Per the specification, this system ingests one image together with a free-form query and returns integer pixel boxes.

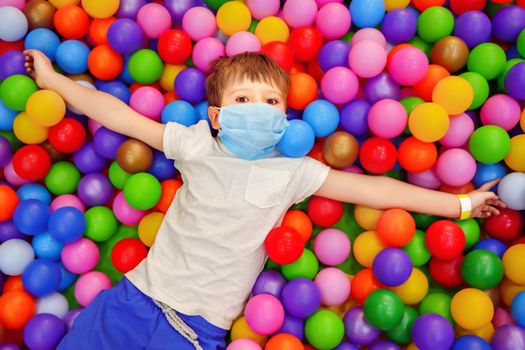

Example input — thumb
[478,178,500,192]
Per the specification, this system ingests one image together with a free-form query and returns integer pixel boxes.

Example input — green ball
[455,218,480,251]
[408,36,432,58]
[417,7,454,43]
[469,125,510,164]
[85,206,118,242]
[305,310,345,350]
[45,161,81,195]
[109,161,131,189]
[468,43,507,80]
[248,19,258,34]
[461,249,504,290]
[0,75,38,111]
[517,29,525,58]
[498,58,525,92]
[281,248,319,280]
[128,49,163,84]
[412,212,438,230]
[341,31,354,43]
[419,292,454,324]
[205,0,229,10]
[96,225,138,285]
[460,72,490,109]
[386,306,418,345]
[123,172,161,210]
[363,289,405,331]
[401,97,425,115]
[403,229,431,267]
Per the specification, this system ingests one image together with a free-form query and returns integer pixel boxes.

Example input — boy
[24,50,504,350]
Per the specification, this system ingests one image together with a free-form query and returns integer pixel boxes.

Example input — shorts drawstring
[153,300,203,350]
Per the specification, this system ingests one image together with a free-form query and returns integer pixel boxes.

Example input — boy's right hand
[23,49,56,90]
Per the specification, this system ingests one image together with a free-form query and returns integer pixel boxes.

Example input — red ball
[483,208,523,242]
[288,27,323,63]
[48,118,87,153]
[261,41,295,72]
[307,196,344,227]
[425,220,466,260]
[111,238,148,273]
[450,0,487,14]
[359,137,398,174]
[53,5,91,40]
[264,227,304,265]
[429,255,464,288]
[12,145,51,181]
[398,137,437,173]
[157,29,192,65]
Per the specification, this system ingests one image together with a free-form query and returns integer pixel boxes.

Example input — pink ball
[50,194,86,213]
[61,238,100,274]
[74,271,111,307]
[435,148,476,186]
[113,191,147,226]
[493,307,513,328]
[283,0,318,28]
[182,6,217,42]
[314,267,350,306]
[315,3,351,40]
[343,165,365,174]
[0,0,24,10]
[244,294,285,335]
[349,40,387,78]
[313,228,351,266]
[88,119,103,136]
[226,32,261,57]
[137,3,172,39]
[351,28,387,49]
[480,94,521,131]
[3,161,29,186]
[389,46,429,86]
[321,67,359,104]
[440,113,475,148]
[129,87,164,121]
[316,0,344,5]
[246,0,280,20]
[407,169,441,189]
[226,339,262,350]
[192,37,225,73]
[367,99,407,138]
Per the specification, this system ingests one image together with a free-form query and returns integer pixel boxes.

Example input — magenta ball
[244,294,285,335]
[226,339,262,350]
[348,40,386,78]
[480,94,521,131]
[50,194,86,213]
[321,67,359,104]
[63,308,83,330]
[192,37,225,73]
[407,169,441,189]
[74,271,111,307]
[436,148,476,186]
[368,99,407,138]
[136,3,172,39]
[4,161,29,187]
[129,87,164,121]
[315,2,351,40]
[351,28,387,48]
[314,267,351,306]
[182,6,216,41]
[313,228,351,266]
[246,0,280,20]
[113,191,147,225]
[283,0,318,28]
[61,238,100,274]
[226,32,261,57]
[440,113,475,148]
[389,46,429,86]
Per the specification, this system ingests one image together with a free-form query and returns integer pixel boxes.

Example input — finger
[479,178,500,191]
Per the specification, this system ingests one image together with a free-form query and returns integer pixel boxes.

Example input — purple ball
[164,0,204,25]
[77,173,113,206]
[334,342,359,350]
[281,278,321,318]
[116,0,146,19]
[343,307,381,346]
[252,271,287,298]
[0,344,20,350]
[23,313,67,350]
[412,314,454,350]
[372,248,413,287]
[381,9,417,44]
[340,99,370,136]
[492,6,525,43]
[318,40,350,72]
[93,127,128,159]
[64,308,83,330]
[492,325,525,350]
[454,11,492,48]
[148,150,178,181]
[0,135,12,167]
[505,62,525,101]
[0,51,27,80]
[364,73,401,104]
[278,314,304,341]
[369,340,401,350]
[73,142,108,174]
[174,68,207,104]
[0,220,24,242]
[108,19,144,55]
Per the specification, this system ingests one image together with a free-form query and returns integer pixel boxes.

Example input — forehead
[223,77,283,96]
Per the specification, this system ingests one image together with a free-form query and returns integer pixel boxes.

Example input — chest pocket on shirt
[244,165,290,208]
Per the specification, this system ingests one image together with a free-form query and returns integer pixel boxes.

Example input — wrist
[457,194,472,220]
[40,70,60,90]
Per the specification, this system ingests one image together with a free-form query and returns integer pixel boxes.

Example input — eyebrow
[229,88,283,97]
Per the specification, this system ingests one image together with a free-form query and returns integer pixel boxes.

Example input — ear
[208,106,220,130]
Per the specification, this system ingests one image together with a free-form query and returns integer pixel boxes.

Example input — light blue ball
[24,28,61,61]
[512,291,525,329]
[0,99,17,131]
[58,262,77,292]
[302,99,340,137]
[498,172,525,210]
[195,101,211,127]
[0,239,35,276]
[0,6,28,42]
[161,100,198,126]
[56,40,90,74]
[17,183,52,205]
[278,119,315,158]
[32,232,63,261]
[350,0,386,29]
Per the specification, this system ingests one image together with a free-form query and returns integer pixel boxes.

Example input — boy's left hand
[467,179,507,219]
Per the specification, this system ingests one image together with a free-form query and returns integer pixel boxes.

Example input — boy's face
[208,78,286,130]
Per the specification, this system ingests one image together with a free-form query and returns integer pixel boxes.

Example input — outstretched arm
[24,49,165,151]
[315,169,506,219]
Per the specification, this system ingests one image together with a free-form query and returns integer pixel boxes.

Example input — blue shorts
[57,277,227,350]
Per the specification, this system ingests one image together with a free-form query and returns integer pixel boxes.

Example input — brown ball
[116,139,153,174]
[431,36,469,73]
[322,131,359,169]
[40,140,68,162]
[24,0,57,30]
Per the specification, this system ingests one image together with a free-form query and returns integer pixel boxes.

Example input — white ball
[0,6,28,42]
[37,292,70,319]
[0,239,35,276]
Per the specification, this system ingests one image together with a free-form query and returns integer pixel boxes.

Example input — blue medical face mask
[217,103,289,160]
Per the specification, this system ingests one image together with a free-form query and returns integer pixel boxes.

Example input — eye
[266,98,279,105]
[235,96,249,103]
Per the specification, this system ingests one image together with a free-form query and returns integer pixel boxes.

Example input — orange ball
[0,185,18,222]
[53,5,91,39]
[413,64,450,102]
[398,137,437,173]
[376,208,416,247]
[290,62,306,75]
[155,179,183,213]
[88,44,124,80]
[307,141,326,164]
[282,210,313,243]
[265,333,304,350]
[164,91,178,105]
[351,268,383,304]
[0,290,36,330]
[412,0,446,11]
[88,17,115,45]
[287,73,318,110]
[3,276,24,293]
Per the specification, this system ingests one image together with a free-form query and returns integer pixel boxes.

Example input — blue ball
[452,335,492,350]
[278,119,315,158]
[161,100,198,126]
[13,199,50,236]
[32,232,63,261]
[512,291,525,328]
[473,238,507,259]
[473,163,507,190]
[287,108,303,121]
[148,150,178,181]
[17,184,51,204]
[0,99,17,131]
[48,207,86,244]
[195,101,211,126]
[120,55,135,84]
[99,81,131,104]
[55,40,90,74]
[24,28,61,61]
[350,0,386,28]
[303,99,340,137]
[22,259,61,297]
[58,262,77,292]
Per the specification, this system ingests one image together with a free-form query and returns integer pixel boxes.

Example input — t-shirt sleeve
[290,156,331,204]
[163,120,211,160]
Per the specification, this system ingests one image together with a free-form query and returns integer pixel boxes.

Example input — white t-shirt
[126,120,330,330]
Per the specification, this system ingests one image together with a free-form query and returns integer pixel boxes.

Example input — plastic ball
[313,228,350,266]
[111,237,147,273]
[318,40,350,72]
[398,137,437,173]
[136,3,171,39]
[288,27,323,63]
[453,11,491,49]
[0,75,38,111]
[343,307,380,346]
[481,94,520,131]
[129,87,164,121]
[61,238,99,274]
[391,268,428,305]
[468,43,506,80]
[359,137,397,174]
[45,161,81,195]
[322,131,358,169]
[483,207,522,243]
[116,139,153,174]
[388,46,429,86]
[432,76,473,115]
[417,6,454,43]
[88,17,115,45]
[491,325,525,350]
[23,313,66,350]
[372,248,413,287]
[22,259,61,297]
[315,3,350,40]
[12,145,51,181]
[12,112,48,145]
[17,183,51,204]
[321,67,358,104]
[13,199,50,236]
[505,62,525,100]
[451,288,494,331]
[216,1,251,36]
[440,113,475,148]
[435,149,476,187]
[182,6,216,41]
[281,278,321,318]
[55,40,90,74]
[226,339,261,350]
[349,0,385,28]
[363,289,404,331]
[368,99,407,138]
[77,173,113,207]
[35,292,69,318]
[0,6,28,42]
[174,68,207,104]
[88,44,123,80]
[252,271,286,299]
[412,64,450,102]
[376,209,415,248]
[226,31,261,57]
[261,41,294,72]
[265,226,304,265]
[128,49,163,84]
[307,196,344,227]
[302,100,339,137]
[381,9,417,44]
[503,244,525,285]
[32,233,63,261]
[281,249,319,281]
[462,249,503,290]
[412,314,454,350]
[355,205,383,231]
[349,41,386,78]
[473,238,507,259]
[0,239,34,276]
[107,18,143,55]
[425,220,466,260]
[314,267,350,306]
[245,294,284,335]
[469,126,510,164]
[282,0,317,28]
[0,290,35,330]
[304,310,345,350]
[74,271,111,307]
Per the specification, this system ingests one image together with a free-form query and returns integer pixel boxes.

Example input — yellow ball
[455,322,495,343]
[505,135,525,172]
[81,0,120,18]
[138,212,164,247]
[391,268,428,305]
[216,1,251,36]
[409,103,450,142]
[230,316,267,346]
[255,16,290,45]
[432,76,474,115]
[503,244,525,285]
[406,343,420,350]
[13,112,48,144]
[354,205,383,231]
[49,0,79,8]
[500,278,525,306]
[385,0,410,10]
[160,64,186,92]
[353,231,385,268]
[451,288,494,331]
[520,108,525,133]
[26,90,65,127]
